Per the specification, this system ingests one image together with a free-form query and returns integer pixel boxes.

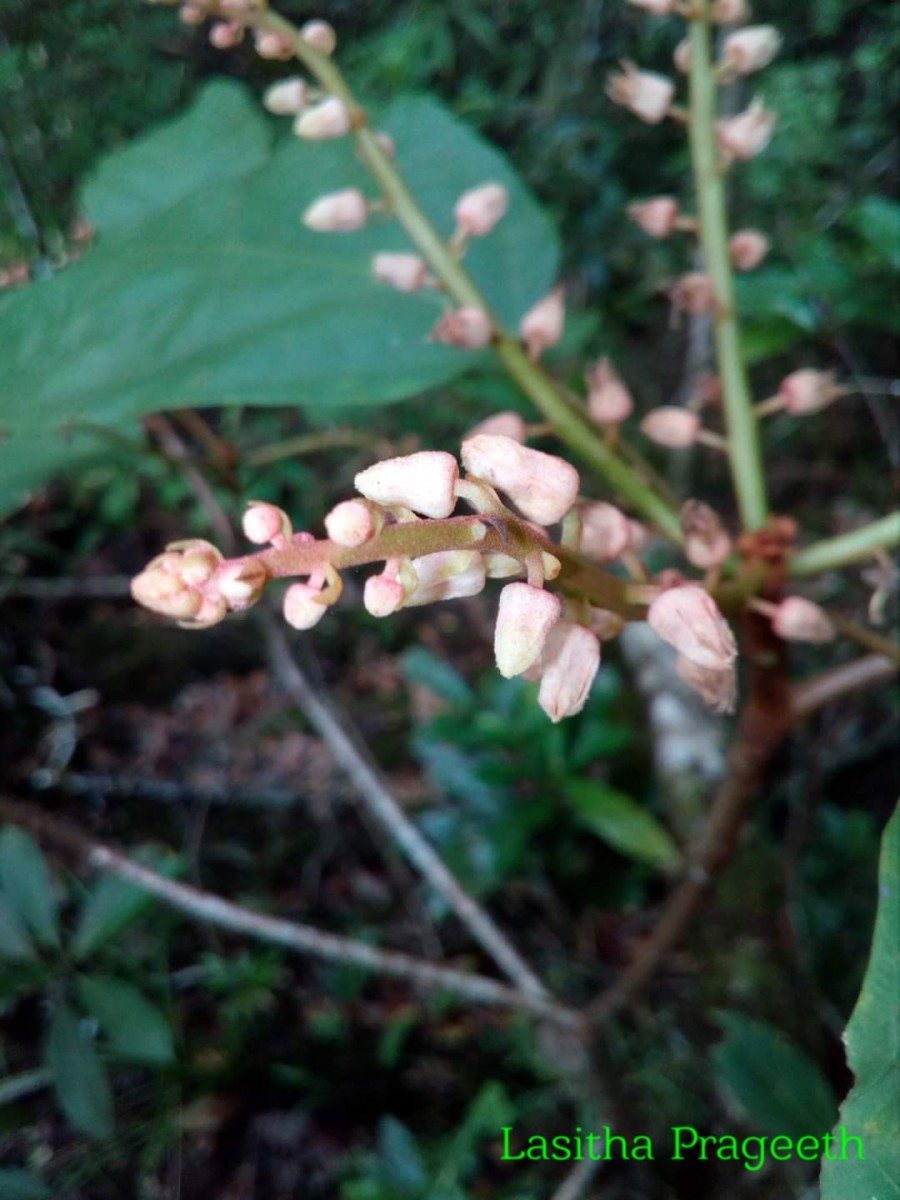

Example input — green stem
[257,7,683,543]
[790,513,900,576]
[687,6,768,531]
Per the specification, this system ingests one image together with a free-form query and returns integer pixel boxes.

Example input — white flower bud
[263,78,309,116]
[673,38,692,73]
[536,622,602,722]
[675,656,737,713]
[771,597,835,643]
[324,500,376,547]
[579,502,633,562]
[641,407,701,448]
[243,501,291,545]
[494,583,562,678]
[354,451,459,519]
[464,411,528,443]
[405,551,487,607]
[461,434,580,526]
[778,369,843,415]
[302,189,368,232]
[454,183,509,237]
[681,500,732,569]
[284,582,329,630]
[627,196,680,239]
[729,229,770,270]
[254,30,294,60]
[430,308,493,350]
[294,97,352,140]
[585,358,634,425]
[722,26,782,75]
[520,286,565,359]
[372,252,428,293]
[300,19,337,55]
[607,62,675,125]
[716,99,777,161]
[647,585,738,671]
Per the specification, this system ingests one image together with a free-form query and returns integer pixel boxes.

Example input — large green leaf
[0,827,60,951]
[0,81,559,516]
[0,896,37,962]
[0,1170,50,1200]
[712,1012,837,1141]
[821,804,900,1200]
[566,779,682,870]
[71,846,180,960]
[44,1001,114,1139]
[76,974,175,1065]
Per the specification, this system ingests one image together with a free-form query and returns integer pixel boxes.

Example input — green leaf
[712,1012,837,1141]
[402,648,473,706]
[0,896,37,962]
[821,804,900,1200]
[0,83,559,516]
[44,1001,114,1139]
[0,1170,51,1200]
[0,827,60,950]
[565,779,682,870]
[71,848,178,959]
[845,196,900,272]
[75,975,175,1065]
[376,1117,429,1195]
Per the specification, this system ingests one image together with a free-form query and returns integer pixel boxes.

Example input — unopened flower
[648,584,738,670]
[779,369,844,415]
[254,30,294,60]
[324,499,376,547]
[675,655,737,713]
[243,501,291,545]
[355,451,459,519]
[494,582,562,678]
[670,272,716,315]
[303,189,368,232]
[263,78,309,116]
[626,0,678,12]
[717,100,776,161]
[771,597,835,643]
[131,540,264,629]
[465,411,528,443]
[430,307,493,350]
[372,252,428,293]
[216,559,267,612]
[535,622,602,722]
[300,19,337,55]
[641,407,701,448]
[579,502,633,562]
[209,21,243,50]
[627,196,680,239]
[284,581,329,630]
[589,608,626,640]
[585,358,634,425]
[294,97,351,140]
[179,5,205,26]
[673,38,691,73]
[722,25,781,74]
[681,500,732,569]
[461,434,580,525]
[712,0,752,23]
[363,559,416,618]
[405,551,487,607]
[520,286,565,359]
[454,183,509,237]
[607,62,675,125]
[729,229,770,271]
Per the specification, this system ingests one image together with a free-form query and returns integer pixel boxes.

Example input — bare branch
[791,654,896,723]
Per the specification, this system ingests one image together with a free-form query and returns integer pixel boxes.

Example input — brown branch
[0,796,579,1029]
[829,614,900,666]
[583,610,792,1029]
[791,654,896,724]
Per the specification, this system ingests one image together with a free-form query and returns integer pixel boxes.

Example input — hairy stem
[687,5,768,530]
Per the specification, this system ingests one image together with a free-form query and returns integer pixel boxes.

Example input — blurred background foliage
[0,1,897,1197]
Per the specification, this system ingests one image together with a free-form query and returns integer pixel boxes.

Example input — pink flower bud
[716,100,777,161]
[778,369,843,415]
[681,500,732,569]
[372,252,428,293]
[354,451,459,519]
[641,407,701,448]
[243,501,291,545]
[589,608,626,640]
[461,435,580,526]
[284,581,329,630]
[712,0,752,23]
[626,0,678,12]
[520,286,565,359]
[770,597,835,643]
[179,6,205,27]
[263,78,309,116]
[585,359,634,425]
[675,656,737,713]
[629,521,651,554]
[535,622,602,722]
[405,551,487,607]
[453,183,509,237]
[722,26,781,74]
[670,273,716,315]
[494,583,562,678]
[131,540,242,627]
[430,307,493,350]
[647,584,738,671]
[300,19,337,55]
[254,30,294,60]
[302,189,368,232]
[324,499,376,547]
[729,229,770,271]
[673,38,692,73]
[363,564,411,618]
[607,62,675,125]
[627,197,680,239]
[216,559,267,612]
[294,97,351,140]
[209,22,243,50]
[131,556,204,620]
[464,411,528,443]
[579,502,633,562]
